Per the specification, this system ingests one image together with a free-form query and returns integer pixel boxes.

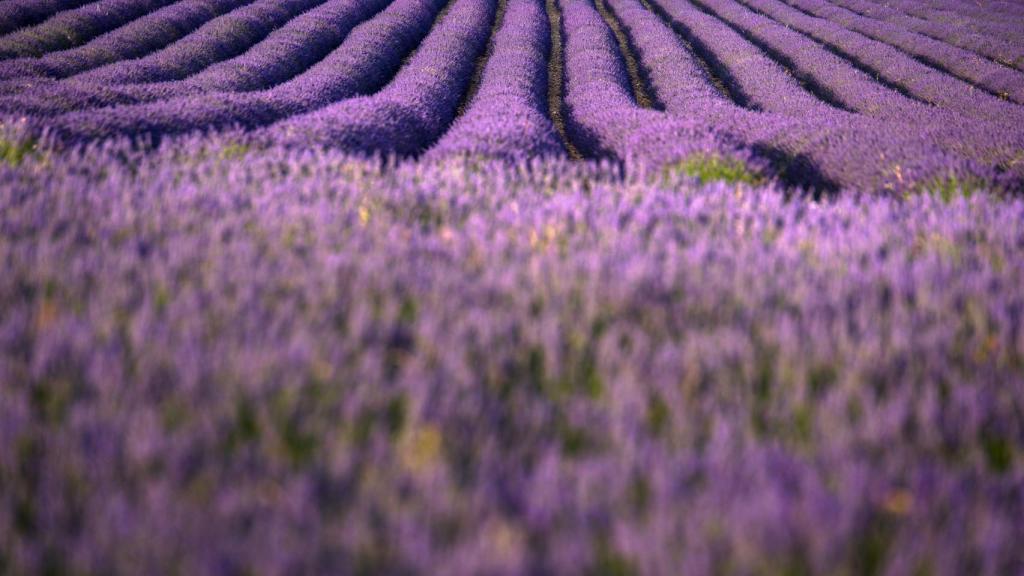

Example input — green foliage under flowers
[0,137,36,166]
[912,173,991,203]
[665,154,763,186]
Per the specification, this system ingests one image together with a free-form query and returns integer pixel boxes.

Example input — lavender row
[263,0,497,155]
[0,0,251,81]
[0,0,95,36]
[428,0,564,160]
[870,0,1024,46]
[914,0,1024,24]
[607,0,987,191]
[0,0,389,115]
[828,0,1024,71]
[558,0,756,170]
[72,0,328,85]
[0,0,177,59]
[643,0,834,116]
[781,0,1024,104]
[1,137,1022,574]
[30,0,448,143]
[739,0,1024,123]
[604,0,733,112]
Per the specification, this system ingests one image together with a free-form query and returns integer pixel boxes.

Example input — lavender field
[1,0,1023,574]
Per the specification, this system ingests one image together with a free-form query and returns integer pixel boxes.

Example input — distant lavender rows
[0,0,391,104]
[0,0,179,59]
[882,0,1024,43]
[0,0,253,81]
[825,0,1024,71]
[1,0,1023,192]
[603,0,986,190]
[0,0,107,37]
[1,138,1022,575]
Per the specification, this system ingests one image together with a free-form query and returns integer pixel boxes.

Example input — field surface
[1,0,1023,574]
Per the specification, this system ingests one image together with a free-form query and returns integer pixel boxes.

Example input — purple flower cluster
[1,138,1022,574]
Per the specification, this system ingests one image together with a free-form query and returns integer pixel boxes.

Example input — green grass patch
[665,154,763,186]
[982,433,1014,474]
[0,137,37,167]
[911,174,990,203]
[218,143,251,161]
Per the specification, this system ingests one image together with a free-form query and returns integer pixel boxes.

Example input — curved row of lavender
[0,0,252,81]
[778,0,1024,101]
[719,0,1023,119]
[621,0,1024,187]
[896,0,1024,42]
[1,136,1022,575]
[826,0,1024,70]
[684,0,1024,145]
[0,0,95,36]
[4,0,450,142]
[262,0,498,154]
[0,0,1022,192]
[70,0,329,85]
[0,0,178,59]
[557,0,755,170]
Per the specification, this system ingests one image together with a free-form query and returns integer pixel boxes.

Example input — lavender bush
[1,135,1022,575]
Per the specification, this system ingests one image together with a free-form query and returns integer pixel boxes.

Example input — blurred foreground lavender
[1,139,1023,575]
